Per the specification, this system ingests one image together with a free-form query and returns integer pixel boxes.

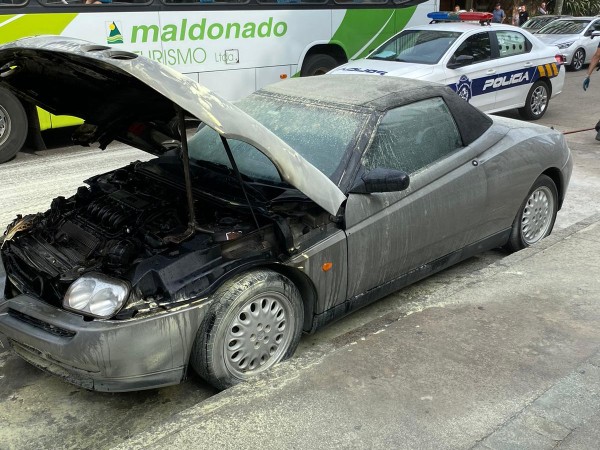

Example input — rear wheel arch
[539,77,552,97]
[529,76,552,99]
[300,44,348,76]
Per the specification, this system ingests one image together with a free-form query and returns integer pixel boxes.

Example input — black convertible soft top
[262,74,493,147]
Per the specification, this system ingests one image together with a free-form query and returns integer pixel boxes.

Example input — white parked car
[536,17,600,71]
[330,20,565,120]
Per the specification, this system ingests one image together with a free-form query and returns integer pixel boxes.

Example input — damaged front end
[0,147,335,390]
[1,154,333,320]
[0,35,346,321]
[0,36,347,390]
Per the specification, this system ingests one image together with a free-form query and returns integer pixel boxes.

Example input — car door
[583,19,600,63]
[345,97,488,299]
[492,29,544,112]
[442,31,497,112]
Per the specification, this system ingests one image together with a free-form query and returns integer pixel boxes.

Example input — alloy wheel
[224,291,294,377]
[521,186,555,245]
[572,49,584,71]
[529,85,548,117]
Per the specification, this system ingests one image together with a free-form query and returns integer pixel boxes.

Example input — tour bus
[0,0,436,163]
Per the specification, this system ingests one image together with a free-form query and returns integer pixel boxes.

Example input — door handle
[486,69,496,74]
[524,62,533,67]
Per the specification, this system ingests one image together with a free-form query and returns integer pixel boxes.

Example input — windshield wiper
[369,55,399,61]
[193,159,258,183]
[193,159,234,175]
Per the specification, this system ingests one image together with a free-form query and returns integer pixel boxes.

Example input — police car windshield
[369,30,461,65]
[538,19,590,35]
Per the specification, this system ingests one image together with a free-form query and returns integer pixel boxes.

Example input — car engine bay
[1,156,332,319]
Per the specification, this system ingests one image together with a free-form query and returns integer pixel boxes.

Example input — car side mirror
[592,31,600,39]
[447,55,475,69]
[349,167,410,194]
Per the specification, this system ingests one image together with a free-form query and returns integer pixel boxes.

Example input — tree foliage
[559,0,600,15]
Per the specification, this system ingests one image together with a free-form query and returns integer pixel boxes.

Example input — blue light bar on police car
[427,11,494,21]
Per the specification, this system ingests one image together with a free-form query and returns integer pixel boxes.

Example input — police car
[330,12,565,120]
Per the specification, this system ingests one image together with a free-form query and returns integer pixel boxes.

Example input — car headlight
[63,273,130,319]
[556,41,575,49]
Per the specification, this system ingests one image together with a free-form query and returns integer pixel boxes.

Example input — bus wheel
[301,54,339,77]
[0,89,28,164]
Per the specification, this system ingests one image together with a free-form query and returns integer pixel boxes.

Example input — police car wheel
[518,80,549,121]
[569,49,585,72]
[0,88,28,164]
[301,54,339,77]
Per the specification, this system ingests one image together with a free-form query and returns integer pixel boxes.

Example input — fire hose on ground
[562,127,596,135]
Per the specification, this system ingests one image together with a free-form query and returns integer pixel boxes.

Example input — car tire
[0,88,28,164]
[518,80,550,120]
[301,54,339,76]
[504,174,558,253]
[569,48,585,71]
[190,270,304,390]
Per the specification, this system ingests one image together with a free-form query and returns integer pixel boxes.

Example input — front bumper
[0,261,209,392]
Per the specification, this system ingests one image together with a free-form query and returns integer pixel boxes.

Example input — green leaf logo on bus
[107,21,124,45]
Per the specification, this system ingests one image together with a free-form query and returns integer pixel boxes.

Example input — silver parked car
[0,37,572,391]
[521,15,571,33]
[536,17,600,71]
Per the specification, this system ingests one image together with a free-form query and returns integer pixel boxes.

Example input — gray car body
[0,37,572,391]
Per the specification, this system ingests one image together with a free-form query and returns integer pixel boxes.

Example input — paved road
[0,70,599,449]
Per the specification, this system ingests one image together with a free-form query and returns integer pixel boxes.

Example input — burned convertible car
[0,37,572,391]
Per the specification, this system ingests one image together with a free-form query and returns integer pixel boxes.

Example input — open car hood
[0,36,346,216]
